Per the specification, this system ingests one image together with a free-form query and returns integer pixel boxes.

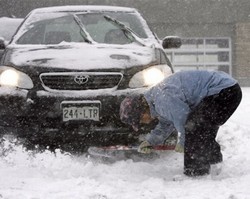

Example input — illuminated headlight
[129,65,172,88]
[0,67,33,89]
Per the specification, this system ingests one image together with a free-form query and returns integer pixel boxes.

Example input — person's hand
[175,143,184,153]
[138,141,153,154]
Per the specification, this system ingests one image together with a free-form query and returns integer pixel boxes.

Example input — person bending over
[120,70,242,177]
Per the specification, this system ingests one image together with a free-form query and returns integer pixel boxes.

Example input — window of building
[165,37,232,74]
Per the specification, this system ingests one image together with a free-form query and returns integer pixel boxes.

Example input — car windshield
[15,11,148,45]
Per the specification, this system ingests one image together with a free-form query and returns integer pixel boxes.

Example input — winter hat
[120,94,146,131]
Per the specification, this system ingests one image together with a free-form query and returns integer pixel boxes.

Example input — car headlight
[129,65,172,88]
[0,67,33,89]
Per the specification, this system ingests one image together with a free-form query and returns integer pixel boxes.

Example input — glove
[175,143,184,153]
[138,141,153,154]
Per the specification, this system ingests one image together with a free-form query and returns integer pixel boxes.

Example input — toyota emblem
[74,75,89,85]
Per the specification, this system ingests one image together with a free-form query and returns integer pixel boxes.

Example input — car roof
[31,5,137,14]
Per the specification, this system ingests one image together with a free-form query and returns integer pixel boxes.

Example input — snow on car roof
[31,5,137,14]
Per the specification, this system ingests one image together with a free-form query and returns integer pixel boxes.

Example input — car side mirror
[162,36,182,49]
[0,37,6,49]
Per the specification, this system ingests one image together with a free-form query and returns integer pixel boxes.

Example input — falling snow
[0,89,249,199]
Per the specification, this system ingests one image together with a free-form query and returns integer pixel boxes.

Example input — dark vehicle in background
[0,6,181,151]
[0,17,23,60]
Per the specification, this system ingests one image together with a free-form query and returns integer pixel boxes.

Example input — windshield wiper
[73,14,95,44]
[103,15,146,46]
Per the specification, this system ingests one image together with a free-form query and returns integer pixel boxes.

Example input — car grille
[40,72,123,90]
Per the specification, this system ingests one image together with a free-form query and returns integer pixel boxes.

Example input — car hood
[5,43,157,70]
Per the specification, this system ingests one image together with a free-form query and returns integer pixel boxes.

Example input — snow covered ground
[0,88,249,199]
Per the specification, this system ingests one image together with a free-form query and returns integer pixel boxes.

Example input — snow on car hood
[7,43,156,70]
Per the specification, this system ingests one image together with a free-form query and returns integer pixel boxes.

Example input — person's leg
[184,83,242,176]
[184,108,217,176]
[198,83,241,163]
[206,83,242,164]
[203,125,223,164]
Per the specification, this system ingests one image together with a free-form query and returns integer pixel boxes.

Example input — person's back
[147,70,237,109]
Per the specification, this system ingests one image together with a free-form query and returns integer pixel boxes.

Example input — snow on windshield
[12,10,152,45]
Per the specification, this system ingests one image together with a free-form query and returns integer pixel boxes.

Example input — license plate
[61,101,101,122]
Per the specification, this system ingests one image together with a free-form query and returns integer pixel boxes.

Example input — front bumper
[0,87,146,146]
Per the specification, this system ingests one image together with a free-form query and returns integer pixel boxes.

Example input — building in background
[0,0,250,86]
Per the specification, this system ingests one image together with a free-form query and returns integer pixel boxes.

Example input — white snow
[8,44,155,70]
[32,5,137,14]
[0,87,250,199]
